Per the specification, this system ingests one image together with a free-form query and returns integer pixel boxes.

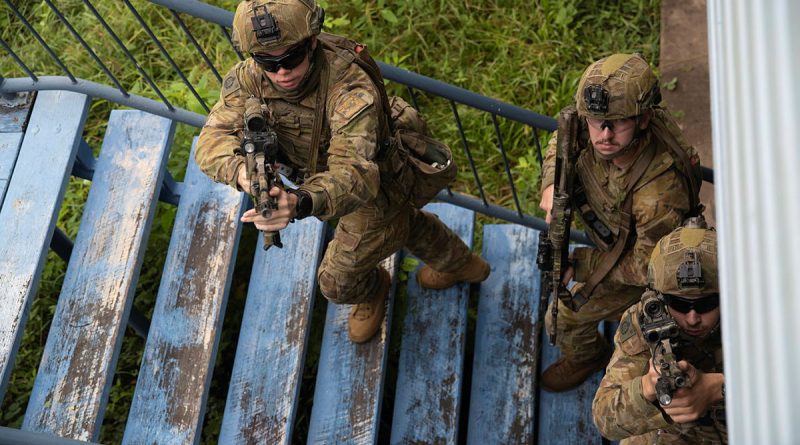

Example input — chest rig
[573,110,703,251]
[235,33,398,185]
[569,112,703,302]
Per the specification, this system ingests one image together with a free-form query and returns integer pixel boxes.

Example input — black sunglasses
[251,41,309,73]
[661,293,720,314]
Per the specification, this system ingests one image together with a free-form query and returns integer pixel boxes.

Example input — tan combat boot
[540,348,613,392]
[416,253,491,290]
[348,267,390,343]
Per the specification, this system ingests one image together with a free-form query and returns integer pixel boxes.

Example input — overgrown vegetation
[0,0,660,443]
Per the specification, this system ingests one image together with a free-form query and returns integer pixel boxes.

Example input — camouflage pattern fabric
[319,203,471,304]
[576,53,660,121]
[592,301,727,444]
[231,0,324,53]
[195,36,471,304]
[540,126,695,362]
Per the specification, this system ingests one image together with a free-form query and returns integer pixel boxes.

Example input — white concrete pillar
[707,1,800,443]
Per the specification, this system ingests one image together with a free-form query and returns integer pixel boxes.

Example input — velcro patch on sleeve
[618,312,637,344]
[222,72,241,98]
[334,91,373,122]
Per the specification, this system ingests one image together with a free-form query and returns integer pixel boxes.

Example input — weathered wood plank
[218,217,327,445]
[537,326,604,444]
[466,224,539,444]
[0,91,90,404]
[22,110,175,442]
[0,91,34,133]
[121,140,247,445]
[0,132,23,207]
[307,254,399,445]
[390,203,475,445]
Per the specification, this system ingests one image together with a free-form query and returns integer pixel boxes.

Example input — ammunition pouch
[573,185,615,249]
[399,130,456,207]
[387,96,456,208]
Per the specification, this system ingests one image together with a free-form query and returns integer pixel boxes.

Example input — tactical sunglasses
[251,41,309,73]
[585,117,637,132]
[661,293,720,314]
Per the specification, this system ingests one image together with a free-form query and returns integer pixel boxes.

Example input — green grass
[1,0,661,443]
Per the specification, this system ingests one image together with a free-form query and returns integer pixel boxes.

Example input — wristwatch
[288,189,313,220]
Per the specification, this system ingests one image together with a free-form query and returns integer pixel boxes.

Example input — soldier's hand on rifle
[539,184,555,224]
[642,358,662,403]
[240,186,298,232]
[660,361,724,423]
[237,164,252,195]
[562,265,575,285]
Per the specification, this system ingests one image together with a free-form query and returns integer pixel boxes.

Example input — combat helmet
[576,53,661,120]
[232,0,325,53]
[648,216,718,296]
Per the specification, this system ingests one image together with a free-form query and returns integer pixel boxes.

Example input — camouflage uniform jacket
[593,301,727,444]
[540,121,698,289]
[196,39,407,221]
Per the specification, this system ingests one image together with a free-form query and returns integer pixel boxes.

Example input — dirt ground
[659,0,716,226]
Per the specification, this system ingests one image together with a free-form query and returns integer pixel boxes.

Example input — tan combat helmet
[231,0,324,53]
[648,217,718,296]
[576,53,661,120]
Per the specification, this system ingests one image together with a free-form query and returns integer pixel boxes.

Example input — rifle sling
[305,57,329,176]
[575,143,657,304]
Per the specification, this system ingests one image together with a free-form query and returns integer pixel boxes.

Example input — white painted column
[706,1,800,444]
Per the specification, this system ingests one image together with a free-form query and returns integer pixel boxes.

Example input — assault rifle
[539,106,581,345]
[640,291,688,406]
[242,97,283,251]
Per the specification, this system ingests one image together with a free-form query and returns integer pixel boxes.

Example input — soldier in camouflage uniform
[195,0,490,343]
[593,218,726,444]
[539,54,703,391]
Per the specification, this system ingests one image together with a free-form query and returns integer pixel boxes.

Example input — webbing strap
[305,57,329,176]
[649,113,702,214]
[573,143,657,306]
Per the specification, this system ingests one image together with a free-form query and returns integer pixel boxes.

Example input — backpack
[317,33,457,208]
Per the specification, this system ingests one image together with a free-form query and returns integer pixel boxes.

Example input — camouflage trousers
[620,425,727,445]
[318,201,471,305]
[545,280,643,363]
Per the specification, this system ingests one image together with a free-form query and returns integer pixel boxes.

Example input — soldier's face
[586,113,650,157]
[666,294,721,338]
[258,38,316,90]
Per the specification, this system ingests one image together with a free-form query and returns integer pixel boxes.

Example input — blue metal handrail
[0,0,713,238]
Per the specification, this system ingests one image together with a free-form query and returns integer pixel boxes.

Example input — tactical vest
[573,109,702,251]
[231,33,394,182]
[233,33,453,208]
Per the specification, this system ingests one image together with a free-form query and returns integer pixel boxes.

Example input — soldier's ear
[310,36,318,50]
[638,109,653,130]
